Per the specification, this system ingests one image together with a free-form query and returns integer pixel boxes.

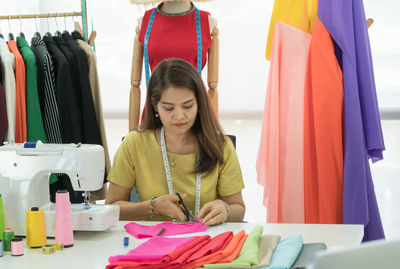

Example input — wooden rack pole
[0,12,82,20]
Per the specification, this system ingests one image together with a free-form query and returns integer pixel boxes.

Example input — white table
[0,221,363,269]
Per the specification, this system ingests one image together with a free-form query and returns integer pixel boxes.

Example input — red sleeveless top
[139,4,212,71]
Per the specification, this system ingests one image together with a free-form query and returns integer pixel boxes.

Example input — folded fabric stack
[106,223,323,269]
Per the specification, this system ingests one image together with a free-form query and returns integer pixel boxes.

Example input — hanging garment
[7,39,27,143]
[139,3,212,71]
[72,30,111,177]
[303,18,344,224]
[109,236,197,263]
[0,82,8,143]
[257,22,311,223]
[204,234,281,268]
[0,38,16,143]
[30,37,62,144]
[124,221,207,239]
[318,0,385,241]
[43,36,82,143]
[16,37,46,143]
[265,0,318,60]
[62,32,102,147]
[43,36,84,203]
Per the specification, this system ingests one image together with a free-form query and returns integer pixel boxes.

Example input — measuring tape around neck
[160,126,201,216]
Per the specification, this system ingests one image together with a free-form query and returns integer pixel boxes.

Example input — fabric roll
[7,39,27,143]
[17,37,47,143]
[257,22,311,223]
[124,221,208,239]
[266,0,318,60]
[303,17,344,224]
[0,38,16,143]
[318,0,385,241]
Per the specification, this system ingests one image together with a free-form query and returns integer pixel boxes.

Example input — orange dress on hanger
[304,18,344,224]
[8,40,27,143]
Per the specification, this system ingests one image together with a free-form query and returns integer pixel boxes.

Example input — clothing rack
[0,0,90,41]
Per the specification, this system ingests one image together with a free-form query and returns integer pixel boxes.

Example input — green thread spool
[0,194,5,241]
[3,228,15,252]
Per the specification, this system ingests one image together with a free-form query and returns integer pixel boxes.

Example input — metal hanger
[0,17,4,39]
[62,12,69,35]
[8,16,14,41]
[19,16,25,38]
[54,14,62,37]
[45,16,52,37]
[34,15,41,38]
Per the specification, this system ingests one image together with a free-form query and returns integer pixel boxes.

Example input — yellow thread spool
[41,244,56,254]
[26,207,47,247]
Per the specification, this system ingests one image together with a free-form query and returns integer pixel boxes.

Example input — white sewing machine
[0,141,119,237]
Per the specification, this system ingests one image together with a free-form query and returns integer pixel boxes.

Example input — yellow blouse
[108,129,245,221]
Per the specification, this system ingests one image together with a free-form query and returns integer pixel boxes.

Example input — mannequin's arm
[208,27,219,117]
[129,26,144,131]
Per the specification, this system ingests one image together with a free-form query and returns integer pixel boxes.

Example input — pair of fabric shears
[176,192,199,222]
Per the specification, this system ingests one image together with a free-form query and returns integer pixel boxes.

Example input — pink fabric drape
[257,22,312,223]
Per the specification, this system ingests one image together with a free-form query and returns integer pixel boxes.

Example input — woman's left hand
[197,199,229,226]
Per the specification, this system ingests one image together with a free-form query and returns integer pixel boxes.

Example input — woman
[106,58,245,225]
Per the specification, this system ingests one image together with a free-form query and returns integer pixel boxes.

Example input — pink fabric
[108,236,197,263]
[257,22,311,223]
[124,221,207,239]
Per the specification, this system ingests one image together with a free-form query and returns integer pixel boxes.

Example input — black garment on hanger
[71,30,84,41]
[0,82,8,144]
[31,37,62,144]
[43,35,84,203]
[62,32,102,147]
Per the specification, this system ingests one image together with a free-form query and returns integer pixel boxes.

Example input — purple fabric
[108,236,196,263]
[318,0,385,241]
[124,221,208,239]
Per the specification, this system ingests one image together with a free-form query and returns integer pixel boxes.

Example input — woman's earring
[155,111,159,117]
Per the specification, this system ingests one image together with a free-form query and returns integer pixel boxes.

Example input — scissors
[176,192,199,222]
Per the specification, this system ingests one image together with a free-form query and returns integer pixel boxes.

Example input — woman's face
[156,86,198,136]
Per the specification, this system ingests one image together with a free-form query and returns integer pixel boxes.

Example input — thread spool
[55,190,74,247]
[26,207,47,247]
[0,240,3,257]
[0,194,5,241]
[3,228,15,252]
[11,238,24,256]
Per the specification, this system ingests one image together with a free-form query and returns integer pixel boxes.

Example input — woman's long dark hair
[141,58,225,174]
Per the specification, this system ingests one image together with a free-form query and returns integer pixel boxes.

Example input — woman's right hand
[153,194,187,221]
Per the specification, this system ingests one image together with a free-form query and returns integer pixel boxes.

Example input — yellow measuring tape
[41,244,56,254]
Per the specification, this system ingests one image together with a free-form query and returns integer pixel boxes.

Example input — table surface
[0,221,363,269]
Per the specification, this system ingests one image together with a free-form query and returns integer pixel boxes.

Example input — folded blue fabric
[266,234,303,269]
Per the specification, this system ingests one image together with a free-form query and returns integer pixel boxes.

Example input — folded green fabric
[204,225,264,268]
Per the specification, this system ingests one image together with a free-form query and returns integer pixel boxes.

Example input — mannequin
[129,0,219,131]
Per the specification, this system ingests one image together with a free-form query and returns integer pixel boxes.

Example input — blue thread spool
[0,240,3,257]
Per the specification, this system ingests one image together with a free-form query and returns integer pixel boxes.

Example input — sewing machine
[0,142,119,237]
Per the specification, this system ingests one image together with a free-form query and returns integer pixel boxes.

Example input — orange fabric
[183,231,247,269]
[304,17,343,224]
[216,233,248,263]
[7,40,26,143]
